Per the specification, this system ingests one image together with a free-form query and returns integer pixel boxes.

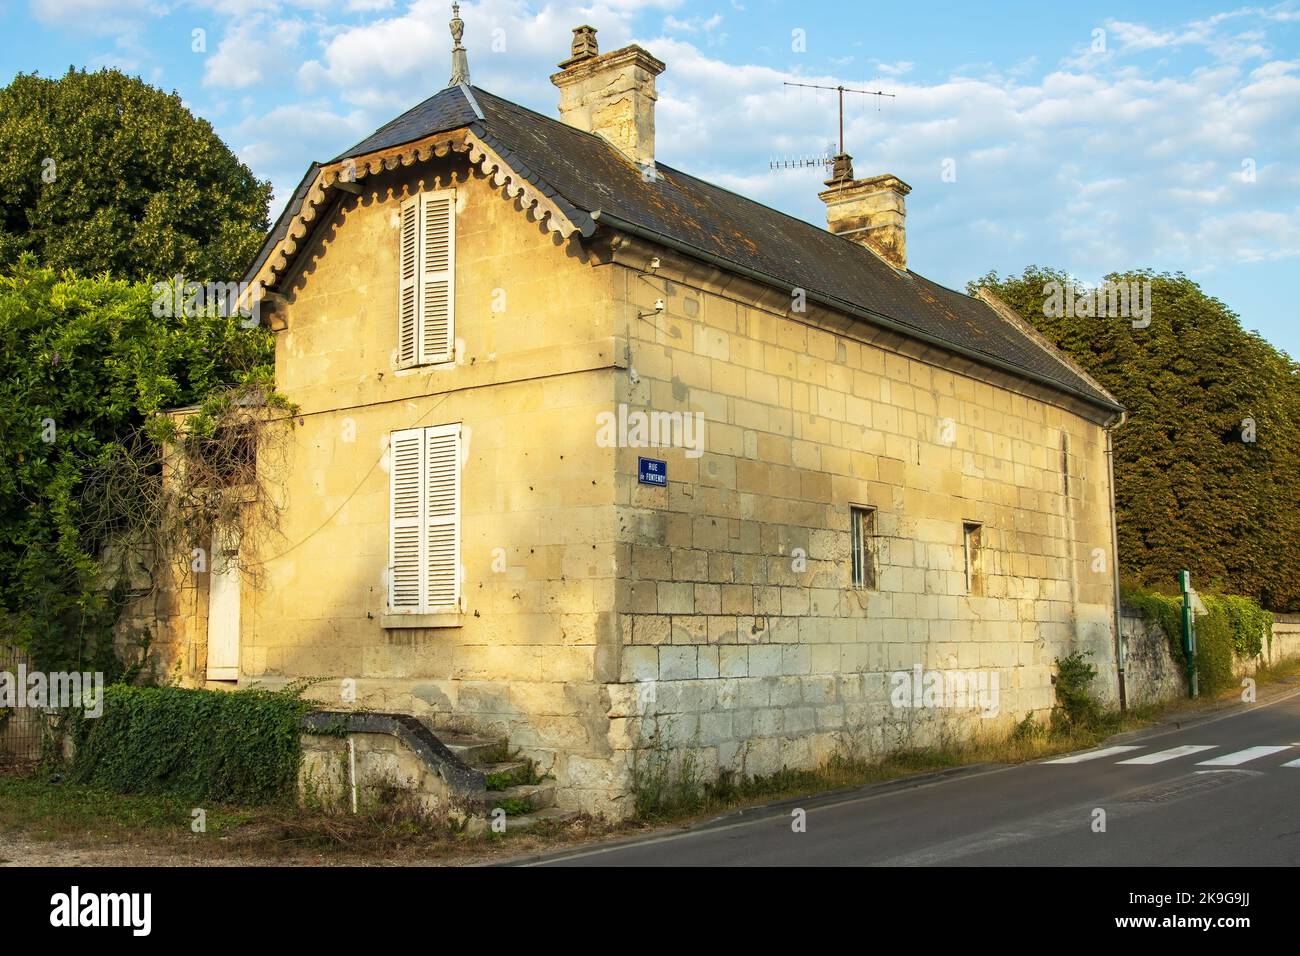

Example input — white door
[206,538,240,680]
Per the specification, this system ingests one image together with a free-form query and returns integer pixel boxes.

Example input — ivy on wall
[69,684,312,804]
[1122,584,1273,696]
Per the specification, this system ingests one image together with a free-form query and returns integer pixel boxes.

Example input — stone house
[137,18,1125,816]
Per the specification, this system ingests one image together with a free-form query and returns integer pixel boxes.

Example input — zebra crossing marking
[1043,746,1143,764]
[1116,745,1218,765]
[1195,745,1293,767]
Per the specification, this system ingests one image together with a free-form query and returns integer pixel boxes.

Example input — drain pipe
[1105,413,1128,711]
[348,737,358,814]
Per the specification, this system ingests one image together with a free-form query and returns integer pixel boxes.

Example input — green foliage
[1052,652,1103,731]
[491,797,534,817]
[1121,585,1185,660]
[972,268,1300,612]
[1122,584,1273,696]
[0,261,275,672]
[68,684,312,805]
[1210,592,1272,658]
[0,68,270,283]
[1193,610,1235,697]
[631,724,704,819]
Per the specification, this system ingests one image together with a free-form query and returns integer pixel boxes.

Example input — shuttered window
[397,189,456,368]
[388,423,461,613]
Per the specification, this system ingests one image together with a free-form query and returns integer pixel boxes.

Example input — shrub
[1053,652,1102,730]
[68,684,312,805]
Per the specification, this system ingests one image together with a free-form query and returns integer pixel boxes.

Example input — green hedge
[1122,585,1272,697]
[69,685,311,804]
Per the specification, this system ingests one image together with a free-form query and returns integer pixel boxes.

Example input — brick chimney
[818,154,912,271]
[550,25,666,170]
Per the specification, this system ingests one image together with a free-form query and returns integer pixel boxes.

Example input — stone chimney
[550,26,666,169]
[818,154,912,271]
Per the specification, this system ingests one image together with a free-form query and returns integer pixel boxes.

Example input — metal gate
[0,643,44,766]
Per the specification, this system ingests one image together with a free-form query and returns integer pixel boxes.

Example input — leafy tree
[972,267,1300,612]
[0,68,270,282]
[0,261,276,672]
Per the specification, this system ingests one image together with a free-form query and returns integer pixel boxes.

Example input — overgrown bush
[0,262,286,673]
[68,684,312,805]
[1052,652,1103,731]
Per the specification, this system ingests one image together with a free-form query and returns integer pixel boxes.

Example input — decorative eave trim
[463,132,593,239]
[242,127,591,310]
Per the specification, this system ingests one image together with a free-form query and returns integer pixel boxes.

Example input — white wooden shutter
[397,196,419,367]
[388,428,424,609]
[388,424,461,613]
[418,190,455,365]
[424,423,460,611]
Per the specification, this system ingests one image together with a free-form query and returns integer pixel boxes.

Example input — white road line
[1117,745,1218,765]
[1280,757,1300,768]
[1195,745,1293,767]
[1043,746,1143,764]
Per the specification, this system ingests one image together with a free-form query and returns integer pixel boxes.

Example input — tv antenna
[769,81,895,175]
[770,141,838,172]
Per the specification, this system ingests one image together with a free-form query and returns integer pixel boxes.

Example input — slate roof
[247,84,1120,413]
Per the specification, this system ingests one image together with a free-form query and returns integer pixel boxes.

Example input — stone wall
[604,238,1122,797]
[1119,608,1185,707]
[124,152,630,814]
[1121,607,1300,706]
[1270,614,1300,664]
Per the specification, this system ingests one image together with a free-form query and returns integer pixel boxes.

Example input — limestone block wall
[605,249,1121,784]
[149,155,628,813]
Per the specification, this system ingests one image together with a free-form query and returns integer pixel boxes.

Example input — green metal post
[1180,570,1198,698]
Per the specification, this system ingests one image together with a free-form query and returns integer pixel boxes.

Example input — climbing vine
[0,261,295,673]
[68,683,314,804]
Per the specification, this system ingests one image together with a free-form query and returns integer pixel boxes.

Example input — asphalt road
[525,689,1300,866]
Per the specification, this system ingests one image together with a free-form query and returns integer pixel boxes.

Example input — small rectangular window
[963,522,983,595]
[850,506,876,590]
[1061,431,1070,497]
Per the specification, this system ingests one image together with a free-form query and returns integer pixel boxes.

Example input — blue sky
[4,0,1299,354]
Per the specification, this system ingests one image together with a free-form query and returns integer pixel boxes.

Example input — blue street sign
[638,457,667,486]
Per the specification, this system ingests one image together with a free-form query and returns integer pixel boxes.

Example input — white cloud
[203,15,306,89]
[873,60,914,77]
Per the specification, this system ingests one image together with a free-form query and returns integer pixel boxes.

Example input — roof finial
[449,2,470,86]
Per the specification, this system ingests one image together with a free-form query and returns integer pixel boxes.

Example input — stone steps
[435,730,565,827]
[484,781,556,813]
[440,734,507,766]
[480,760,532,789]
[496,806,581,831]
